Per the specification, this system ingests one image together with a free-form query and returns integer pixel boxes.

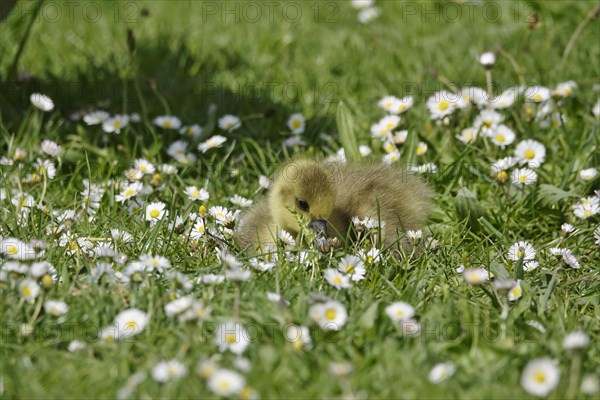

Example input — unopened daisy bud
[479,52,496,69]
[150,173,161,186]
[41,274,54,290]
[563,331,589,351]
[561,223,574,235]
[495,170,509,184]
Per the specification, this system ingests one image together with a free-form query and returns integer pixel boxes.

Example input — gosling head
[269,160,335,237]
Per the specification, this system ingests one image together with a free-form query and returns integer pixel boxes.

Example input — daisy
[218,115,241,132]
[190,220,206,240]
[111,229,133,243]
[508,281,523,301]
[287,113,305,134]
[102,114,129,134]
[35,159,56,179]
[393,130,408,144]
[524,261,539,272]
[581,375,600,395]
[83,110,109,125]
[167,140,189,160]
[460,87,488,107]
[378,96,400,114]
[462,268,489,285]
[521,358,560,397]
[491,157,518,174]
[1,238,37,260]
[524,86,551,103]
[139,254,171,272]
[563,331,589,350]
[44,300,69,316]
[153,115,181,130]
[381,150,400,165]
[30,93,54,112]
[593,99,600,117]
[309,300,348,331]
[394,96,414,114]
[515,140,546,168]
[67,340,86,352]
[490,87,519,109]
[426,91,458,119]
[511,168,538,185]
[164,296,193,317]
[572,197,600,219]
[351,0,374,9]
[19,278,41,303]
[323,268,352,289]
[508,241,536,261]
[198,274,225,285]
[179,300,211,322]
[152,359,187,383]
[359,145,372,157]
[474,109,503,136]
[114,308,149,339]
[406,229,422,241]
[286,325,312,350]
[134,159,155,175]
[207,369,245,397]
[258,175,270,190]
[115,182,143,203]
[209,206,238,226]
[198,135,227,153]
[416,142,428,156]
[179,124,202,140]
[337,255,365,281]
[359,247,381,264]
[159,164,178,175]
[385,301,415,322]
[145,202,167,223]
[428,362,456,384]
[479,51,495,68]
[225,268,252,282]
[382,141,396,154]
[185,186,210,202]
[277,230,296,246]
[456,127,478,144]
[561,249,581,269]
[561,223,574,234]
[41,140,61,157]
[216,321,250,354]
[329,362,353,377]
[490,125,515,147]
[552,81,577,98]
[229,194,252,207]
[357,6,381,23]
[579,168,598,181]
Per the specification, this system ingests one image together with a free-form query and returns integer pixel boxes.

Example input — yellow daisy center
[398,104,407,111]
[125,189,135,197]
[22,287,31,297]
[346,265,354,274]
[325,309,336,320]
[150,209,160,218]
[496,134,505,143]
[524,150,535,159]
[7,244,18,255]
[395,310,406,318]
[533,93,542,101]
[197,225,205,232]
[534,371,546,383]
[511,287,522,297]
[483,120,492,128]
[438,100,449,111]
[114,121,121,129]
[519,175,527,183]
[292,120,301,129]
[497,171,508,183]
[68,242,78,251]
[139,165,147,172]
[218,380,232,391]
[332,276,342,284]
[124,321,137,330]
[225,333,237,343]
[163,121,171,128]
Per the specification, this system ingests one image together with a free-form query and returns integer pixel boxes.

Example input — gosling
[235,159,433,252]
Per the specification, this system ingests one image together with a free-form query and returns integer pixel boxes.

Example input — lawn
[0,0,599,398]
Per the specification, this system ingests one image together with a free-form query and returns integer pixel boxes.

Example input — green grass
[1,0,599,398]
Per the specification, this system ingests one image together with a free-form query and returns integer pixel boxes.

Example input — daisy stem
[234,282,241,319]
[485,70,494,108]
[38,171,48,208]
[566,352,582,400]
[540,267,559,313]
[28,292,44,327]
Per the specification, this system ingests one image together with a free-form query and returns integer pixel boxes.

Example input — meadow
[0,0,599,398]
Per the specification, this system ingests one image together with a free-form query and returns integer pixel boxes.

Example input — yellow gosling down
[235,159,434,252]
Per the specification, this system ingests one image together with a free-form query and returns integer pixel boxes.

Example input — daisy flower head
[426,90,459,119]
[277,230,296,247]
[378,96,400,114]
[351,0,374,9]
[385,301,415,322]
[287,113,306,134]
[184,186,210,202]
[428,362,456,384]
[115,181,143,203]
[19,278,41,303]
[490,87,519,109]
[382,150,400,165]
[508,281,523,301]
[207,368,245,397]
[521,358,560,397]
[393,130,408,144]
[563,331,589,350]
[216,321,250,355]
[359,247,381,264]
[359,145,372,157]
[285,325,312,350]
[83,110,109,125]
[511,168,538,185]
[44,300,69,316]
[394,96,414,114]
[209,206,238,227]
[323,268,352,289]
[459,87,488,107]
[153,115,181,130]
[479,51,495,68]
[578,167,598,181]
[102,114,129,134]
[382,141,396,154]
[1,238,39,261]
[474,109,503,136]
[490,125,515,148]
[139,254,171,273]
[456,127,478,144]
[357,6,381,23]
[35,159,56,179]
[229,194,252,207]
[198,135,227,153]
[309,300,348,331]
[416,142,428,156]
[41,140,61,157]
[572,197,600,220]
[561,249,581,269]
[218,115,241,132]
[114,308,149,339]
[508,241,536,261]
[30,93,54,112]
[145,202,167,224]
[337,255,365,281]
[164,296,193,318]
[581,375,600,395]
[152,359,187,383]
[552,81,577,98]
[462,268,489,285]
[179,124,203,140]
[524,86,551,103]
[593,99,600,117]
[561,223,574,235]
[515,140,546,168]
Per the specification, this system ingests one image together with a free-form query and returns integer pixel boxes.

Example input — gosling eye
[296,198,310,212]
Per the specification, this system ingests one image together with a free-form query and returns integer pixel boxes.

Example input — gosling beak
[310,219,329,238]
